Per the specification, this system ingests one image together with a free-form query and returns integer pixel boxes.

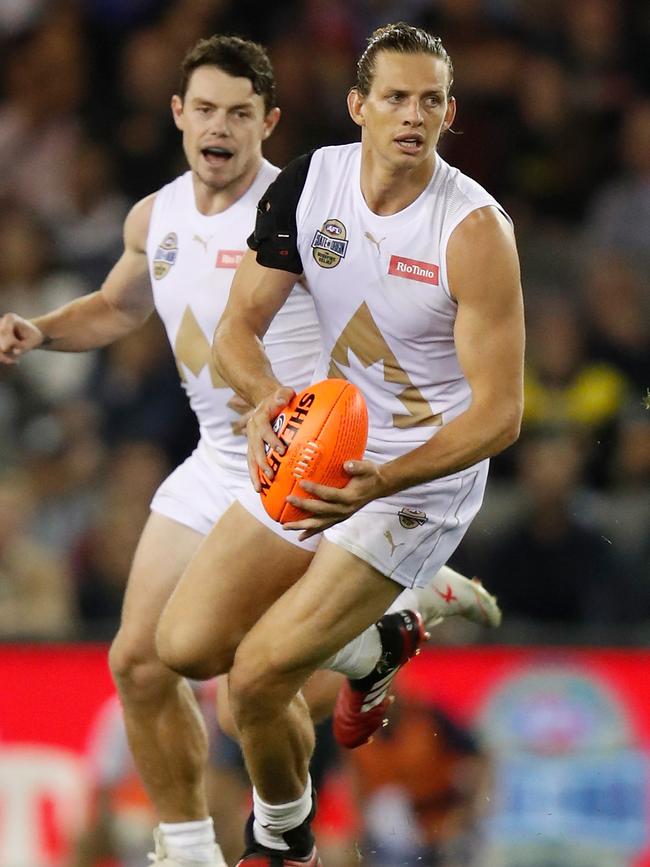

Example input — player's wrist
[34,330,53,349]
[376,458,414,499]
[26,319,52,349]
[252,380,290,411]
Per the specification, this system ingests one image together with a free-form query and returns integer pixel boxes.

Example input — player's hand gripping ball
[259,378,368,524]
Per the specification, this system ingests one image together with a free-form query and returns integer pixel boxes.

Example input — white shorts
[151,438,319,551]
[323,462,489,590]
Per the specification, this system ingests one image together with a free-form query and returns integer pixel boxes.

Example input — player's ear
[171,94,184,130]
[347,88,365,128]
[442,96,456,132]
[262,106,281,140]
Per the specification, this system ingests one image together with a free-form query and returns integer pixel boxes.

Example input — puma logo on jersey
[384,529,405,556]
[192,234,211,251]
[364,231,386,255]
[389,255,439,286]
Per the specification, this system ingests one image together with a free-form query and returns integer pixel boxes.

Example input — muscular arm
[379,206,524,494]
[213,250,301,484]
[213,249,297,406]
[0,195,155,361]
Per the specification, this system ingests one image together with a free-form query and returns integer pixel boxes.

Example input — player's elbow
[493,400,523,452]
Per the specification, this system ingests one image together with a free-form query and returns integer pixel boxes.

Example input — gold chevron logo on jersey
[153,232,178,280]
[311,218,348,269]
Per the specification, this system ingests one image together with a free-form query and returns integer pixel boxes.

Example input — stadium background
[0,0,648,865]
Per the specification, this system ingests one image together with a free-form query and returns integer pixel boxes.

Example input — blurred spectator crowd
[0,0,648,641]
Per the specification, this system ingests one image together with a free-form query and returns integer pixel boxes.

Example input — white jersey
[147,162,320,471]
[291,143,507,465]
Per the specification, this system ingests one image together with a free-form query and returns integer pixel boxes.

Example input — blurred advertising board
[0,644,649,866]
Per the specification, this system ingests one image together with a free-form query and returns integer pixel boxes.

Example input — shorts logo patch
[153,232,178,280]
[216,249,245,269]
[398,507,428,529]
[312,218,348,269]
[389,255,439,285]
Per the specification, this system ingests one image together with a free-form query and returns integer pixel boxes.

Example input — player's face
[349,51,455,171]
[171,65,279,191]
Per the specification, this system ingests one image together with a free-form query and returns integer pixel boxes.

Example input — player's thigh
[157,502,315,672]
[230,538,402,697]
[111,512,204,669]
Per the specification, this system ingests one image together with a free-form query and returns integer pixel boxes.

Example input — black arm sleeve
[247,151,314,274]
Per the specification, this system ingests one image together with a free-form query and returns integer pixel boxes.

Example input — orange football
[259,378,369,524]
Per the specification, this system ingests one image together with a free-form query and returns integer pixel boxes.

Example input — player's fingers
[231,409,255,435]
[297,520,340,541]
[283,517,336,539]
[272,385,295,408]
[344,459,375,476]
[298,480,348,503]
[247,446,261,492]
[246,419,273,479]
[252,438,273,480]
[0,329,18,354]
[297,528,324,541]
[282,516,321,531]
[227,394,253,415]
[259,418,286,455]
[285,494,348,516]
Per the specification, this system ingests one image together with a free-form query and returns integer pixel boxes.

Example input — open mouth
[201,146,234,165]
[394,135,424,154]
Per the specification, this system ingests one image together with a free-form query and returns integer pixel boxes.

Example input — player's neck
[359,146,436,216]
[191,156,263,216]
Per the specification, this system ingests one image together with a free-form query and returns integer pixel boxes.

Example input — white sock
[159,817,218,863]
[253,776,313,851]
[323,589,422,679]
[323,624,382,679]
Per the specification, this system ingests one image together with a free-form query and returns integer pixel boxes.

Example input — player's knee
[228,662,266,727]
[228,647,291,726]
[155,620,234,681]
[109,631,176,702]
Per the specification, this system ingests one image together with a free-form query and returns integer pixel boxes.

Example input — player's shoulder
[258,158,281,184]
[436,156,495,206]
[266,143,359,206]
[124,172,191,251]
[301,141,359,176]
[124,192,157,252]
[436,157,512,237]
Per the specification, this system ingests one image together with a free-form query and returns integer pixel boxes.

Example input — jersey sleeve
[247,151,313,274]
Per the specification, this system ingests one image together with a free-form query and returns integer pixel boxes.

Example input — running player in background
[155,22,523,866]
[0,33,500,867]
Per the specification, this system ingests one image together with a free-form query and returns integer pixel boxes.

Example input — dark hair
[356,23,454,96]
[178,35,276,112]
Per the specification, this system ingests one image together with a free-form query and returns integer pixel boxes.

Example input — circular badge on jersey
[153,232,179,280]
[398,507,428,529]
[311,218,348,269]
